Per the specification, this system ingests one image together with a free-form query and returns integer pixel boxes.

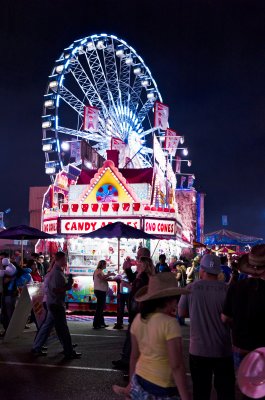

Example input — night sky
[1,0,265,238]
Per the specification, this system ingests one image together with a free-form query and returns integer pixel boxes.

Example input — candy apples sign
[144,218,176,236]
[61,218,141,234]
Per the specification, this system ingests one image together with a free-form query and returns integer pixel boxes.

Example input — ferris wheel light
[147,90,156,100]
[96,40,105,50]
[42,115,55,130]
[180,136,185,144]
[87,41,95,51]
[125,56,133,65]
[49,80,58,90]
[183,148,188,156]
[44,93,56,109]
[116,49,124,58]
[55,65,64,74]
[42,121,52,129]
[45,161,60,175]
[141,78,150,87]
[133,64,143,75]
[44,99,54,108]
[42,138,57,153]
[187,160,192,167]
[61,141,70,151]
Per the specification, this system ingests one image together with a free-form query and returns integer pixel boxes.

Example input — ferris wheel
[42,33,163,180]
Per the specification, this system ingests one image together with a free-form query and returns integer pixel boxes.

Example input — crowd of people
[0,250,81,360]
[112,245,265,400]
[1,244,265,399]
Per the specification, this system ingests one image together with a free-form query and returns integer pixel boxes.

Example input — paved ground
[0,316,241,399]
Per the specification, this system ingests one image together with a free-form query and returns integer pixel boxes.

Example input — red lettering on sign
[78,222,84,231]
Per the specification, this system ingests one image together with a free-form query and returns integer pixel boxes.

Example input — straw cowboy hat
[238,244,265,276]
[135,272,189,302]
[238,347,265,399]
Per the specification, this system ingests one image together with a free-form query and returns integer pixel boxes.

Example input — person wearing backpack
[0,258,17,337]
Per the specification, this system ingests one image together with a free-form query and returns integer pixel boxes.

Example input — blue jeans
[33,309,54,351]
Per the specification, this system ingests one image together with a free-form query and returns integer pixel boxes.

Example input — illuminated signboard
[43,219,58,234]
[143,218,176,236]
[60,218,141,234]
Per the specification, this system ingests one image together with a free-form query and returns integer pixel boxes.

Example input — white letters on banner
[165,128,180,155]
[43,219,58,234]
[175,156,181,174]
[84,105,99,132]
[111,137,126,152]
[61,218,141,234]
[153,135,167,172]
[154,101,169,130]
[144,218,176,236]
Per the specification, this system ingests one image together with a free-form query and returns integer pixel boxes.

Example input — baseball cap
[200,254,221,275]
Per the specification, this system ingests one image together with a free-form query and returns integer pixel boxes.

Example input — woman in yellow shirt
[113,272,191,400]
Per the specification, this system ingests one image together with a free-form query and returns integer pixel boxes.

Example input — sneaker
[113,324,123,330]
[112,359,129,370]
[59,344,78,354]
[31,349,47,356]
[64,351,82,360]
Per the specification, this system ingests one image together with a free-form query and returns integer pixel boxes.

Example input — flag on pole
[187,175,194,189]
[164,128,180,155]
[70,141,81,161]
[154,101,169,130]
[222,215,228,226]
[180,176,186,188]
[175,156,181,174]
[84,106,99,132]
[111,137,126,152]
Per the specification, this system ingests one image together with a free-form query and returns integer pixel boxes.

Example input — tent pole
[118,237,120,273]
[151,240,160,259]
[21,236,24,267]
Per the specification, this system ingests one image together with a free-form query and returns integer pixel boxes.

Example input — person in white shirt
[93,259,114,329]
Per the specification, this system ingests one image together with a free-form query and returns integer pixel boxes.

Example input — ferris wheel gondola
[42,34,163,180]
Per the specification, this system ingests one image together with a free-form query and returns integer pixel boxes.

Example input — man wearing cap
[178,253,235,400]
[32,251,81,359]
[222,244,265,371]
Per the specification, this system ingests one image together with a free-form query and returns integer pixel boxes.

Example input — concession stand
[37,140,203,310]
